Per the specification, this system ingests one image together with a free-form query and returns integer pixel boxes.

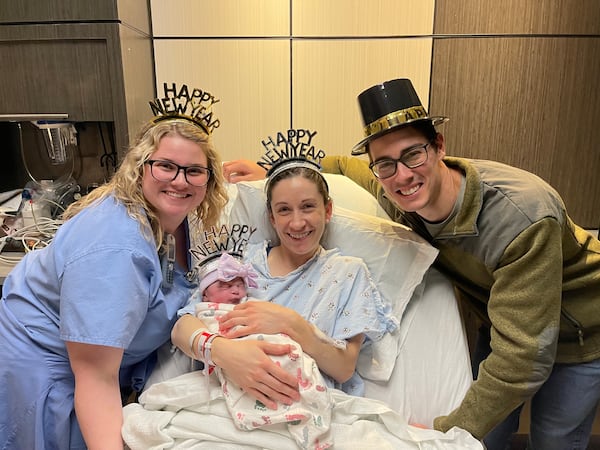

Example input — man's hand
[223,159,266,183]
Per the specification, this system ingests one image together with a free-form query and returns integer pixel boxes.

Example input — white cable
[0,216,63,266]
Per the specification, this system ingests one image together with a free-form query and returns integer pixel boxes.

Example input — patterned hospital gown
[244,241,398,396]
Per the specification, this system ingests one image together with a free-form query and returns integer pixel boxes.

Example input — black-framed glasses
[145,159,212,187]
[369,143,430,179]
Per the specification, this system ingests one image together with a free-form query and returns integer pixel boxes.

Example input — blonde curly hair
[62,119,228,249]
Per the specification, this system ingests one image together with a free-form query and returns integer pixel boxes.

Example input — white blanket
[122,371,482,450]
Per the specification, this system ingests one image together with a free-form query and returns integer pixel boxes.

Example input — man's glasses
[145,159,212,187]
[369,143,430,179]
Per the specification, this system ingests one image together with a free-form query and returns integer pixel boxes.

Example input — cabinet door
[0,24,119,122]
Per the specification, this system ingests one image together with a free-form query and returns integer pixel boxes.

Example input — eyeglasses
[369,143,430,179]
[145,159,212,187]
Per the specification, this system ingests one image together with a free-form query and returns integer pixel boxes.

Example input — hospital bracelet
[189,329,220,371]
[188,328,207,356]
[198,331,219,368]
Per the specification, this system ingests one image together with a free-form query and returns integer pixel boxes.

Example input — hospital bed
[122,174,481,449]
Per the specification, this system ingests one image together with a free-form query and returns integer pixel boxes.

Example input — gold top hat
[351,79,448,156]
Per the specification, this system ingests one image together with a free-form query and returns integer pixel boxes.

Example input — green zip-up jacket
[321,155,600,439]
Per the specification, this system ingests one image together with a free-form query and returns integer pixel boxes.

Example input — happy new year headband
[257,128,328,191]
[190,223,255,273]
[190,223,257,293]
[149,82,221,134]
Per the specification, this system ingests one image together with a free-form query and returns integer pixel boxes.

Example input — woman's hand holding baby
[210,336,300,409]
[218,300,311,342]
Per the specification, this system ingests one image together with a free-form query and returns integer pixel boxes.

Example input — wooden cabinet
[430,0,600,228]
[0,0,155,157]
[0,24,115,122]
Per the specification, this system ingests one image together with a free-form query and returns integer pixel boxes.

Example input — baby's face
[203,277,247,304]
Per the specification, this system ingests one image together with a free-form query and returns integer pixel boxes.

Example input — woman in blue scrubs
[0,111,228,448]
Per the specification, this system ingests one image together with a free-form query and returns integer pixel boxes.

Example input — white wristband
[188,328,207,356]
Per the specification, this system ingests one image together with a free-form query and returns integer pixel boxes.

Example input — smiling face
[268,174,332,267]
[142,134,209,233]
[369,126,450,221]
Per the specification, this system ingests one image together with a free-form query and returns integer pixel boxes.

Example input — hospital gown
[244,241,398,396]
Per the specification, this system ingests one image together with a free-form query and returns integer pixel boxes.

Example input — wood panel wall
[431,0,600,228]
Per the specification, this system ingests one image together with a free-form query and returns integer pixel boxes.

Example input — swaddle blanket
[197,302,334,449]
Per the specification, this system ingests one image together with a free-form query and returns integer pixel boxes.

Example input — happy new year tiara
[257,128,327,185]
[149,82,221,134]
[189,223,256,279]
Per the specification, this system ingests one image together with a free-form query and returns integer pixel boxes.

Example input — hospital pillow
[223,173,439,381]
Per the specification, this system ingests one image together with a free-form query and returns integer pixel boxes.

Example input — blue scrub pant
[0,301,86,449]
[472,326,600,450]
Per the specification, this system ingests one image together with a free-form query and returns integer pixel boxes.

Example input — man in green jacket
[223,78,600,450]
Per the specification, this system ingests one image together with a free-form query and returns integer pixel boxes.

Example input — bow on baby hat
[216,253,258,288]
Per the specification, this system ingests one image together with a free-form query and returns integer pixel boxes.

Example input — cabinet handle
[0,113,69,122]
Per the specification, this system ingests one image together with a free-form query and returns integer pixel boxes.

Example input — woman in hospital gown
[187,156,398,400]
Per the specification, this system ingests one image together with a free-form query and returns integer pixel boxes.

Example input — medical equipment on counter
[0,215,62,267]
[0,118,81,271]
[0,180,75,264]
[11,119,81,221]
[32,120,77,165]
[20,178,80,224]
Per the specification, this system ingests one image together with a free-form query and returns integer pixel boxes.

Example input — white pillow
[321,173,391,219]
[223,173,439,381]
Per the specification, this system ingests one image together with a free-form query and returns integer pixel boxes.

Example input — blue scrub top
[0,192,196,450]
[4,195,194,364]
